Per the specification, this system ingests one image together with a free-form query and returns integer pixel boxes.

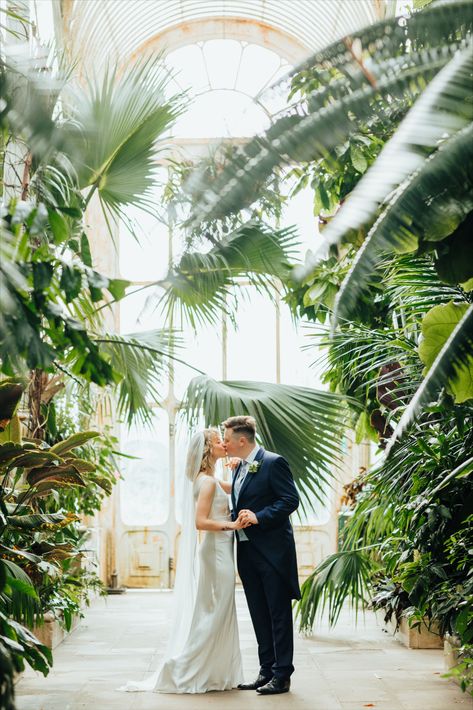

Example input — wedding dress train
[118,477,243,694]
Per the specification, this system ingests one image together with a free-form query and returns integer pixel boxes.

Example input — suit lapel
[237,447,265,502]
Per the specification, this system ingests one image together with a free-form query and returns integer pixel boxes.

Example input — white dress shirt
[234,444,260,542]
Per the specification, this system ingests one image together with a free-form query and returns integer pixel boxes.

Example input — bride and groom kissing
[119,415,300,696]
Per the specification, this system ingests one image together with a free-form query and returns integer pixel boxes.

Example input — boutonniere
[248,461,262,474]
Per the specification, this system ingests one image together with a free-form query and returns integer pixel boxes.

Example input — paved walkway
[16,590,471,710]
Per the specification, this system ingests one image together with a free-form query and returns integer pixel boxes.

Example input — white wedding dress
[119,475,243,694]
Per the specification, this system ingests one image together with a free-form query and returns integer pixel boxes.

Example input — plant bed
[444,634,473,694]
[30,611,81,650]
[377,611,444,649]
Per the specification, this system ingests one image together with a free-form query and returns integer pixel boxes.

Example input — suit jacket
[231,447,301,600]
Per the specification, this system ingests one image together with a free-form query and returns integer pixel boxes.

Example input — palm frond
[181,375,353,511]
[96,329,179,426]
[73,55,186,218]
[383,255,461,324]
[160,222,299,327]
[333,122,473,321]
[296,550,375,631]
[307,320,422,404]
[188,2,472,226]
[388,303,473,448]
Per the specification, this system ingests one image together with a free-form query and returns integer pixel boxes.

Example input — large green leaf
[49,431,100,456]
[389,303,473,446]
[6,512,77,530]
[418,302,473,403]
[26,463,86,488]
[181,375,352,510]
[0,379,27,430]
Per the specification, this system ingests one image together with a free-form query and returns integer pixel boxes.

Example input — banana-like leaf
[6,512,78,530]
[161,222,299,327]
[63,457,96,473]
[49,431,100,456]
[295,549,375,631]
[0,545,42,565]
[6,450,62,472]
[73,55,185,217]
[333,123,473,322]
[0,379,26,431]
[388,303,473,448]
[26,464,86,488]
[181,375,352,511]
[0,443,25,465]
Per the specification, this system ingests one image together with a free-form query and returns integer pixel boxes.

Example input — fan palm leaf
[160,222,299,327]
[181,375,353,510]
[72,55,186,217]
[333,123,473,322]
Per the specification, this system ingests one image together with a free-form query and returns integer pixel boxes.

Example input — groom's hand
[239,509,258,526]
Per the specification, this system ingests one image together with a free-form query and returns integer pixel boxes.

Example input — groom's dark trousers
[231,448,301,680]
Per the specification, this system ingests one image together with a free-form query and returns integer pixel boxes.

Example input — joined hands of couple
[224,457,258,531]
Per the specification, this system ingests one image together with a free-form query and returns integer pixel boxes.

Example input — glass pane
[119,286,166,334]
[120,409,170,526]
[171,90,269,139]
[297,485,331,527]
[203,39,242,90]
[281,182,322,261]
[119,212,169,282]
[227,286,277,381]
[280,304,323,388]
[172,318,223,401]
[236,44,282,96]
[165,44,209,95]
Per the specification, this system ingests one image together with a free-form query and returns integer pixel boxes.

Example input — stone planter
[444,633,462,686]
[378,612,444,649]
[31,611,80,650]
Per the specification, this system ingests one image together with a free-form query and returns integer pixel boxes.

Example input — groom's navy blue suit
[231,447,300,680]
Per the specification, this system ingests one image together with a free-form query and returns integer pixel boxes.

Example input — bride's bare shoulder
[195,474,217,490]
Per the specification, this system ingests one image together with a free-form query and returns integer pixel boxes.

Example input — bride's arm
[195,478,245,531]
[217,479,232,495]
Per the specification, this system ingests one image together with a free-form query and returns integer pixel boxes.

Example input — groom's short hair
[223,415,256,442]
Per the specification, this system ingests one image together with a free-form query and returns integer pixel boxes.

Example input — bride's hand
[231,513,250,530]
[224,457,241,470]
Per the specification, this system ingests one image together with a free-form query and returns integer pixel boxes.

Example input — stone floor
[15,590,472,710]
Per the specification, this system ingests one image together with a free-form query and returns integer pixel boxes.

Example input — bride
[118,428,247,694]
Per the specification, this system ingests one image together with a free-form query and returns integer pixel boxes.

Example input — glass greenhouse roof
[60,0,387,71]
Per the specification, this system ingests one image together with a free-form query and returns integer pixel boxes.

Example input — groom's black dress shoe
[256,677,291,695]
[237,674,272,690]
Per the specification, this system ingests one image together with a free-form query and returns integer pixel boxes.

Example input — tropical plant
[182,375,353,510]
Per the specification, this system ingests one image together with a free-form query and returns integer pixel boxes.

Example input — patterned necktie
[234,460,248,501]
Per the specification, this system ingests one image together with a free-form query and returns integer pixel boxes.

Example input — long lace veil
[118,431,204,692]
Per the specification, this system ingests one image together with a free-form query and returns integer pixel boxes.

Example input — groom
[223,415,301,695]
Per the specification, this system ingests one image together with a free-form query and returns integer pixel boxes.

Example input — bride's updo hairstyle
[185,428,219,482]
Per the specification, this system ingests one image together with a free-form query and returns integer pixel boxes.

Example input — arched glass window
[119,35,329,529]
